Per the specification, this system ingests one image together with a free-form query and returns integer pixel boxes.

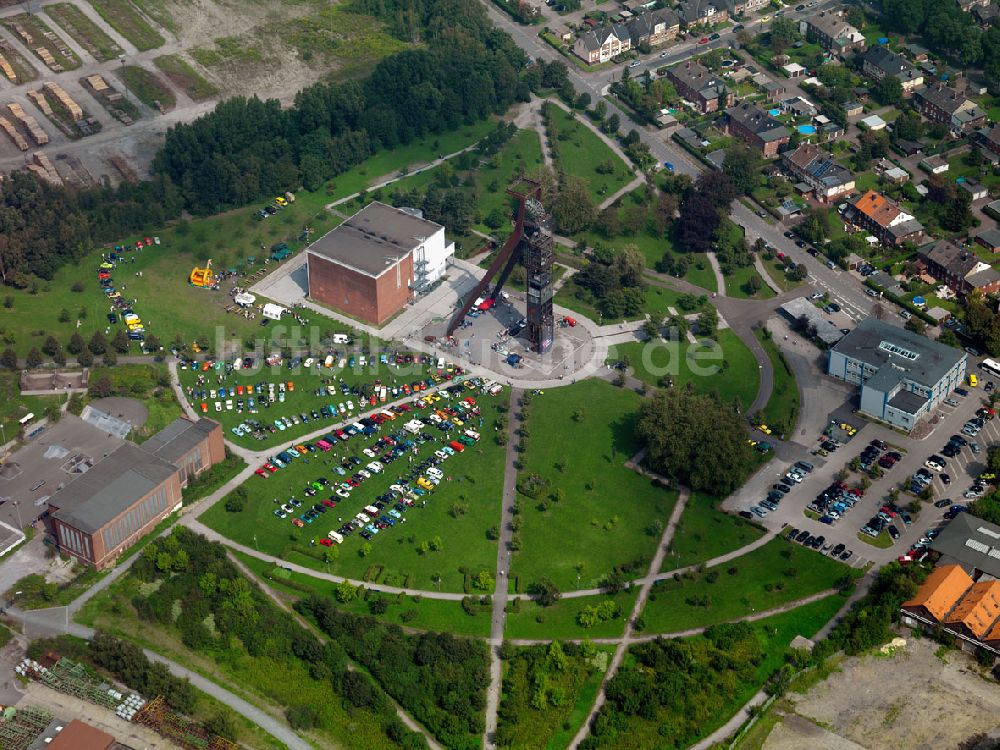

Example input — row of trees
[0,0,528,284]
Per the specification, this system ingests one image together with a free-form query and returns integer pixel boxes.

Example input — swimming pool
[768,108,781,116]
[798,125,817,135]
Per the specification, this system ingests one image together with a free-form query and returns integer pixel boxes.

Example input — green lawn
[641,538,854,634]
[610,328,760,409]
[45,3,123,61]
[684,253,720,292]
[505,590,637,640]
[116,65,175,111]
[725,265,775,300]
[663,492,765,571]
[153,54,218,101]
[510,380,678,591]
[754,330,800,436]
[86,0,164,50]
[766,258,805,293]
[545,103,633,203]
[233,551,491,637]
[86,363,183,442]
[200,389,509,593]
[472,129,544,234]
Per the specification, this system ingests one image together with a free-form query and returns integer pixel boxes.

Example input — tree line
[0,0,527,284]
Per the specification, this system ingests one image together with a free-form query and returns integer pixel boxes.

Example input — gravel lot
[764,638,1000,750]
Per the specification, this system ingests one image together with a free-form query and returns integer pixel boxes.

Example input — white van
[367,462,383,474]
[332,333,350,344]
[364,505,379,516]
[328,531,344,544]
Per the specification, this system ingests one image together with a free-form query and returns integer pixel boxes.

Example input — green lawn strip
[766,258,804,293]
[78,576,402,750]
[754,329,800,435]
[200,391,508,592]
[86,0,164,51]
[663,492,765,571]
[152,54,218,101]
[511,380,678,591]
[44,4,122,61]
[232,550,491,637]
[181,450,247,505]
[545,103,633,203]
[641,538,856,634]
[609,328,759,407]
[858,530,894,548]
[505,591,637,640]
[4,14,80,70]
[724,265,775,300]
[115,65,175,111]
[472,128,544,233]
[86,363,182,441]
[497,643,614,749]
[554,277,686,324]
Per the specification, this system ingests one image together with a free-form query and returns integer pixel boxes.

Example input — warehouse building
[306,202,454,326]
[45,417,223,569]
[827,319,967,431]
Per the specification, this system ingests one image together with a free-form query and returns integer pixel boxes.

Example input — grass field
[641,538,853,634]
[200,389,509,592]
[505,590,636,640]
[724,265,775,300]
[610,328,760,408]
[664,492,765,571]
[87,0,164,51]
[86,363,183,441]
[45,4,123,61]
[754,330,800,435]
[129,0,178,33]
[554,279,698,325]
[116,65,175,111]
[471,129,543,234]
[545,104,633,203]
[153,54,218,101]
[685,253,721,292]
[234,551,492,637]
[510,380,678,591]
[5,14,80,70]
[766,258,805,293]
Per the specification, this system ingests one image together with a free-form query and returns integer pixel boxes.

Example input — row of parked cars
[785,527,853,561]
[742,461,814,519]
[859,500,913,542]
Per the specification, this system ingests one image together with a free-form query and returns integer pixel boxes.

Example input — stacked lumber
[0,116,27,150]
[43,81,82,120]
[26,89,52,116]
[0,55,16,82]
[7,103,48,145]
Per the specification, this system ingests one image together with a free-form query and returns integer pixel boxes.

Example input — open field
[4,13,81,71]
[755,330,800,434]
[200,388,509,592]
[664,492,765,570]
[153,54,218,101]
[725,265,775,300]
[505,590,637,640]
[116,65,176,111]
[610,328,760,408]
[641,538,854,633]
[510,380,678,591]
[45,4,123,62]
[545,103,633,203]
[86,0,165,51]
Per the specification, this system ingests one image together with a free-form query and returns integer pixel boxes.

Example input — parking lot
[725,363,998,567]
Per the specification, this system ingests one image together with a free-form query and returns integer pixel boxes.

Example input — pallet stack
[7,103,48,145]
[32,152,61,184]
[0,117,27,151]
[26,90,52,116]
[0,55,15,82]
[35,47,60,72]
[43,81,83,120]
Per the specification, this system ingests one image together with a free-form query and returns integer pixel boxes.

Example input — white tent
[234,292,256,307]
[262,302,285,320]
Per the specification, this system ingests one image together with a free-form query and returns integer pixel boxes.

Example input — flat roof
[306,202,443,278]
[142,417,217,464]
[832,318,965,388]
[46,720,114,750]
[931,513,1000,581]
[49,442,177,534]
[887,389,927,414]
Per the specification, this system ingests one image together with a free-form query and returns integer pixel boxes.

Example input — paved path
[6,606,313,750]
[483,388,519,750]
[597,175,644,211]
[707,253,726,297]
[569,486,690,749]
[754,256,782,296]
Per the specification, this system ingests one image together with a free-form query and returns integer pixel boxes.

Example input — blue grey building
[827,319,967,431]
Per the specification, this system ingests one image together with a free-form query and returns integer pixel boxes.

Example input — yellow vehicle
[127,322,143,331]
[275,196,288,207]
[417,477,433,491]
[100,261,113,270]
[758,424,772,435]
[190,259,215,288]
[969,373,979,387]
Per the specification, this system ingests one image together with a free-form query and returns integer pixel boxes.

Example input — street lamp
[119,55,129,101]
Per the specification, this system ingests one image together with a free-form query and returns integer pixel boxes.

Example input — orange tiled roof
[903,564,972,621]
[944,580,1000,638]
[854,189,902,228]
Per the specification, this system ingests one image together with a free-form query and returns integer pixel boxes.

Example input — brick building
[916,83,987,134]
[804,12,866,55]
[667,61,733,114]
[306,202,454,326]
[844,189,925,247]
[918,239,1000,296]
[46,418,224,569]
[722,102,791,157]
[782,143,855,201]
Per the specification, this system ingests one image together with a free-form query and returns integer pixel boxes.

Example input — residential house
[975,228,1000,253]
[723,102,792,157]
[732,0,769,16]
[782,143,855,201]
[804,13,866,56]
[918,239,1000,295]
[973,3,1000,25]
[957,0,991,11]
[861,47,924,93]
[668,61,734,113]
[844,189,925,247]
[916,83,987,134]
[627,8,681,47]
[677,0,727,27]
[977,123,1000,161]
[573,24,632,65]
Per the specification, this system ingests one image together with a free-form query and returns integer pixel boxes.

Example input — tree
[552,176,596,234]
[88,330,108,355]
[722,144,763,196]
[67,331,84,355]
[77,349,94,367]
[769,17,799,52]
[904,316,927,335]
[872,77,903,106]
[111,329,130,353]
[0,348,16,370]
[25,347,42,368]
[528,577,562,606]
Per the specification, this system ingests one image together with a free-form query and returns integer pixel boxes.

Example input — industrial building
[827,319,967,431]
[45,417,224,569]
[305,202,454,326]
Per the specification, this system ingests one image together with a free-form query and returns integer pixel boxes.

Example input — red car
[347,478,360,487]
[264,463,277,472]
[322,498,337,508]
[200,402,208,413]
[320,538,333,547]
[255,468,268,478]
[699,36,709,44]
[144,237,153,247]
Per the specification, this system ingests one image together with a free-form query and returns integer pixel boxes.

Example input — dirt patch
[764,639,1000,750]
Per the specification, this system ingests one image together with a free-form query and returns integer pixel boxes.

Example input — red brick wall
[308,253,413,326]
